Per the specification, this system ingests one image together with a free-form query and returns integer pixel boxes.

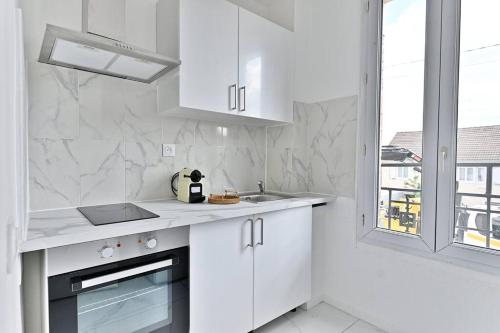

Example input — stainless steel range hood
[38,24,180,84]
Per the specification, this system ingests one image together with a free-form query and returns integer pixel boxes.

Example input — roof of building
[389,125,500,164]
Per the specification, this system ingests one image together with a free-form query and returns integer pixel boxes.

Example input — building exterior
[379,125,500,243]
[387,125,500,197]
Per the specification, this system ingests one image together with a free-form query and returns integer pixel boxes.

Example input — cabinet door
[238,8,294,122]
[179,0,239,113]
[253,206,312,329]
[190,217,254,333]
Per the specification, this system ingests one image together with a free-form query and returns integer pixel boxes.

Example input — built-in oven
[48,246,189,333]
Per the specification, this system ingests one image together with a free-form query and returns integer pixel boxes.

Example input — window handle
[440,146,448,173]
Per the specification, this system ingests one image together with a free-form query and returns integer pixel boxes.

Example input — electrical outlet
[162,144,176,157]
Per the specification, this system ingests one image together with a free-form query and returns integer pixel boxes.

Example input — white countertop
[21,193,334,252]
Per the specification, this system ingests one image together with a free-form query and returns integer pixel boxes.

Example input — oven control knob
[100,246,114,258]
[145,238,157,249]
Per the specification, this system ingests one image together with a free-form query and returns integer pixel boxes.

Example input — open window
[361,0,500,269]
[435,0,500,267]
[359,0,439,251]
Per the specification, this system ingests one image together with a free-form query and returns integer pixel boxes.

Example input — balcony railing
[454,163,500,249]
[380,187,421,234]
[379,162,422,235]
[379,162,500,249]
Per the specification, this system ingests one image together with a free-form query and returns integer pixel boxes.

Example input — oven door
[48,247,189,333]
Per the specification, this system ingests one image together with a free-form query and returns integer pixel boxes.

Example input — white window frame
[357,0,440,253]
[435,0,500,269]
[358,0,500,271]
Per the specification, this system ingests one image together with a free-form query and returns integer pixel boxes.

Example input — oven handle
[72,259,174,292]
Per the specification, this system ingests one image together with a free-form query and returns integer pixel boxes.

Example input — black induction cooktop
[77,203,160,226]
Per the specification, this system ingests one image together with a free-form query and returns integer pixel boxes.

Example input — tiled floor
[256,302,386,333]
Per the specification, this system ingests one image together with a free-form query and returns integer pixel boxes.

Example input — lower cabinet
[190,206,312,333]
[190,216,254,333]
[253,207,312,328]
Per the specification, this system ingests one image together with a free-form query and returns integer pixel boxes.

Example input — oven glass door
[77,269,172,333]
[48,247,189,333]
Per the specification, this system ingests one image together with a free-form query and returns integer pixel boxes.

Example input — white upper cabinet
[157,0,294,125]
[179,0,239,114]
[238,8,294,122]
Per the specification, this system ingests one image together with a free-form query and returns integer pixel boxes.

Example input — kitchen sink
[240,193,294,203]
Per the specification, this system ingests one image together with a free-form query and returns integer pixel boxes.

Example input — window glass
[493,167,500,195]
[453,0,500,251]
[466,168,474,182]
[458,168,465,181]
[477,167,486,182]
[377,0,426,235]
[78,270,172,332]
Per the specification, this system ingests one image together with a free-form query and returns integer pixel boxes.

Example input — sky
[380,0,500,145]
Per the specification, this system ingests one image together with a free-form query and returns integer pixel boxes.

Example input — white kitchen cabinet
[253,207,312,329]
[190,217,254,333]
[157,0,240,121]
[189,206,312,332]
[238,8,294,122]
[157,0,293,125]
[178,0,239,115]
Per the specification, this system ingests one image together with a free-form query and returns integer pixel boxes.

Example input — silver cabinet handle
[238,86,246,111]
[256,217,264,246]
[228,84,237,110]
[72,259,173,291]
[246,218,254,248]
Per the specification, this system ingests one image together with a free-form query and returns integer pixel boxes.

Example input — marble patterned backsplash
[23,0,355,212]
[28,63,266,211]
[267,96,358,198]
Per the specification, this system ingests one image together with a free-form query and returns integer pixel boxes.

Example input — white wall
[324,198,500,333]
[294,0,362,103]
[227,0,295,31]
[293,1,500,332]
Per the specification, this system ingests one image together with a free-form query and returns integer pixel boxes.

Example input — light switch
[162,144,176,157]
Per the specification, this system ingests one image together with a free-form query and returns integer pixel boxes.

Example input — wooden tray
[208,194,240,204]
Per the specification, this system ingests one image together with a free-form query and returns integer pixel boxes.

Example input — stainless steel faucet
[257,180,265,194]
